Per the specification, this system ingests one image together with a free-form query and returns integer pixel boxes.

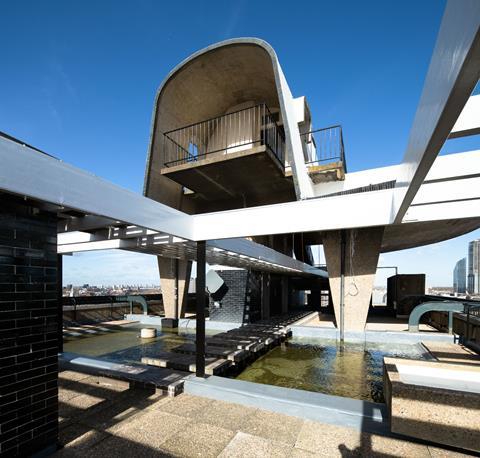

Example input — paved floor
[55,369,472,457]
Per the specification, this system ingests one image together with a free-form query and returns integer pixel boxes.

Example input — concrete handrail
[115,295,148,315]
[408,301,465,333]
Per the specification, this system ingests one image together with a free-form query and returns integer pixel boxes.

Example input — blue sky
[1,0,479,287]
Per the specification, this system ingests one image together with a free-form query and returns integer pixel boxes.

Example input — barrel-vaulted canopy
[143,38,308,209]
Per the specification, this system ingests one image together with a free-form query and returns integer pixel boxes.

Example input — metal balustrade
[301,125,347,172]
[163,103,285,168]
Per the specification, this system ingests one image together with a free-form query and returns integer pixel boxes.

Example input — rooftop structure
[1,0,480,455]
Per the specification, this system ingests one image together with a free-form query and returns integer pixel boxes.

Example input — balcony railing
[300,125,347,172]
[162,103,285,168]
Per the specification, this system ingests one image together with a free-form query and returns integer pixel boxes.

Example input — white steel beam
[450,94,480,138]
[58,234,325,277]
[192,189,395,240]
[0,136,194,240]
[58,215,119,233]
[57,238,137,253]
[393,0,480,223]
[403,199,480,224]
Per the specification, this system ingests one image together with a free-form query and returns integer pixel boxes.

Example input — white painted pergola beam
[403,199,480,224]
[0,136,194,240]
[450,94,480,138]
[393,0,480,223]
[192,189,395,240]
[57,234,326,277]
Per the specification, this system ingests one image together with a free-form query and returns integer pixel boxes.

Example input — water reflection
[236,338,428,403]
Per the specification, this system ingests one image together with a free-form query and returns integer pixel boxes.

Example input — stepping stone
[172,344,249,363]
[142,355,231,375]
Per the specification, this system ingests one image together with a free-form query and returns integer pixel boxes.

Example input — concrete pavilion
[0,0,480,455]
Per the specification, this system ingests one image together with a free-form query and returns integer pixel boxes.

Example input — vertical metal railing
[163,103,285,168]
[300,125,347,172]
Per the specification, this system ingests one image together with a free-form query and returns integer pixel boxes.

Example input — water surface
[235,337,429,402]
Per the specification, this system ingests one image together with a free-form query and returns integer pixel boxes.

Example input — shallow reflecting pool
[63,323,217,362]
[235,337,430,403]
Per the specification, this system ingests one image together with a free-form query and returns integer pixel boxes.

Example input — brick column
[0,197,59,456]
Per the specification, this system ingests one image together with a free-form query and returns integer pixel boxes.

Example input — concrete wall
[0,196,59,456]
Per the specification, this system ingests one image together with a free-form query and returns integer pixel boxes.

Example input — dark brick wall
[0,197,59,456]
[209,269,261,323]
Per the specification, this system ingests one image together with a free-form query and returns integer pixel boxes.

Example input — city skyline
[63,230,480,287]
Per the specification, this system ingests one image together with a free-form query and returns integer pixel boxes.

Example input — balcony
[160,104,294,208]
[299,125,347,183]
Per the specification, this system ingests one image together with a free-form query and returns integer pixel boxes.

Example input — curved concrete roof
[143,38,310,207]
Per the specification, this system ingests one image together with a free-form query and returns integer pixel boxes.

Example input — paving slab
[191,399,257,430]
[160,421,236,458]
[295,420,430,457]
[83,432,169,458]
[241,409,304,446]
[58,423,108,451]
[423,341,480,366]
[218,431,292,458]
[158,393,214,418]
[115,410,192,449]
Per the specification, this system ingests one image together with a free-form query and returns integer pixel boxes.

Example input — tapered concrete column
[157,257,192,318]
[323,227,384,332]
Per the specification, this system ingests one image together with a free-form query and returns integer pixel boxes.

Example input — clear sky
[1,0,479,287]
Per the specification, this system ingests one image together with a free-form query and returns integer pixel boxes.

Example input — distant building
[453,257,466,293]
[468,240,480,294]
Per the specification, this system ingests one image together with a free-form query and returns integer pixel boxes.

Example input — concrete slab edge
[124,314,239,331]
[124,315,454,343]
[291,325,455,343]
[184,375,389,435]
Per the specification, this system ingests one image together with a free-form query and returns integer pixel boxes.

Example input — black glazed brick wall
[209,270,261,323]
[0,198,59,456]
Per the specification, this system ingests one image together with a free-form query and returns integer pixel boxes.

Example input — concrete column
[157,257,192,318]
[323,227,384,332]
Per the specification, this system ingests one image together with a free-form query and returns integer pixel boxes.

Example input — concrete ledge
[291,325,454,344]
[125,314,239,331]
[59,352,187,396]
[184,375,388,435]
[124,315,455,345]
[384,357,480,452]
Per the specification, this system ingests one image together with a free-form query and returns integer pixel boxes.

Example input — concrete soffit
[142,37,315,201]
